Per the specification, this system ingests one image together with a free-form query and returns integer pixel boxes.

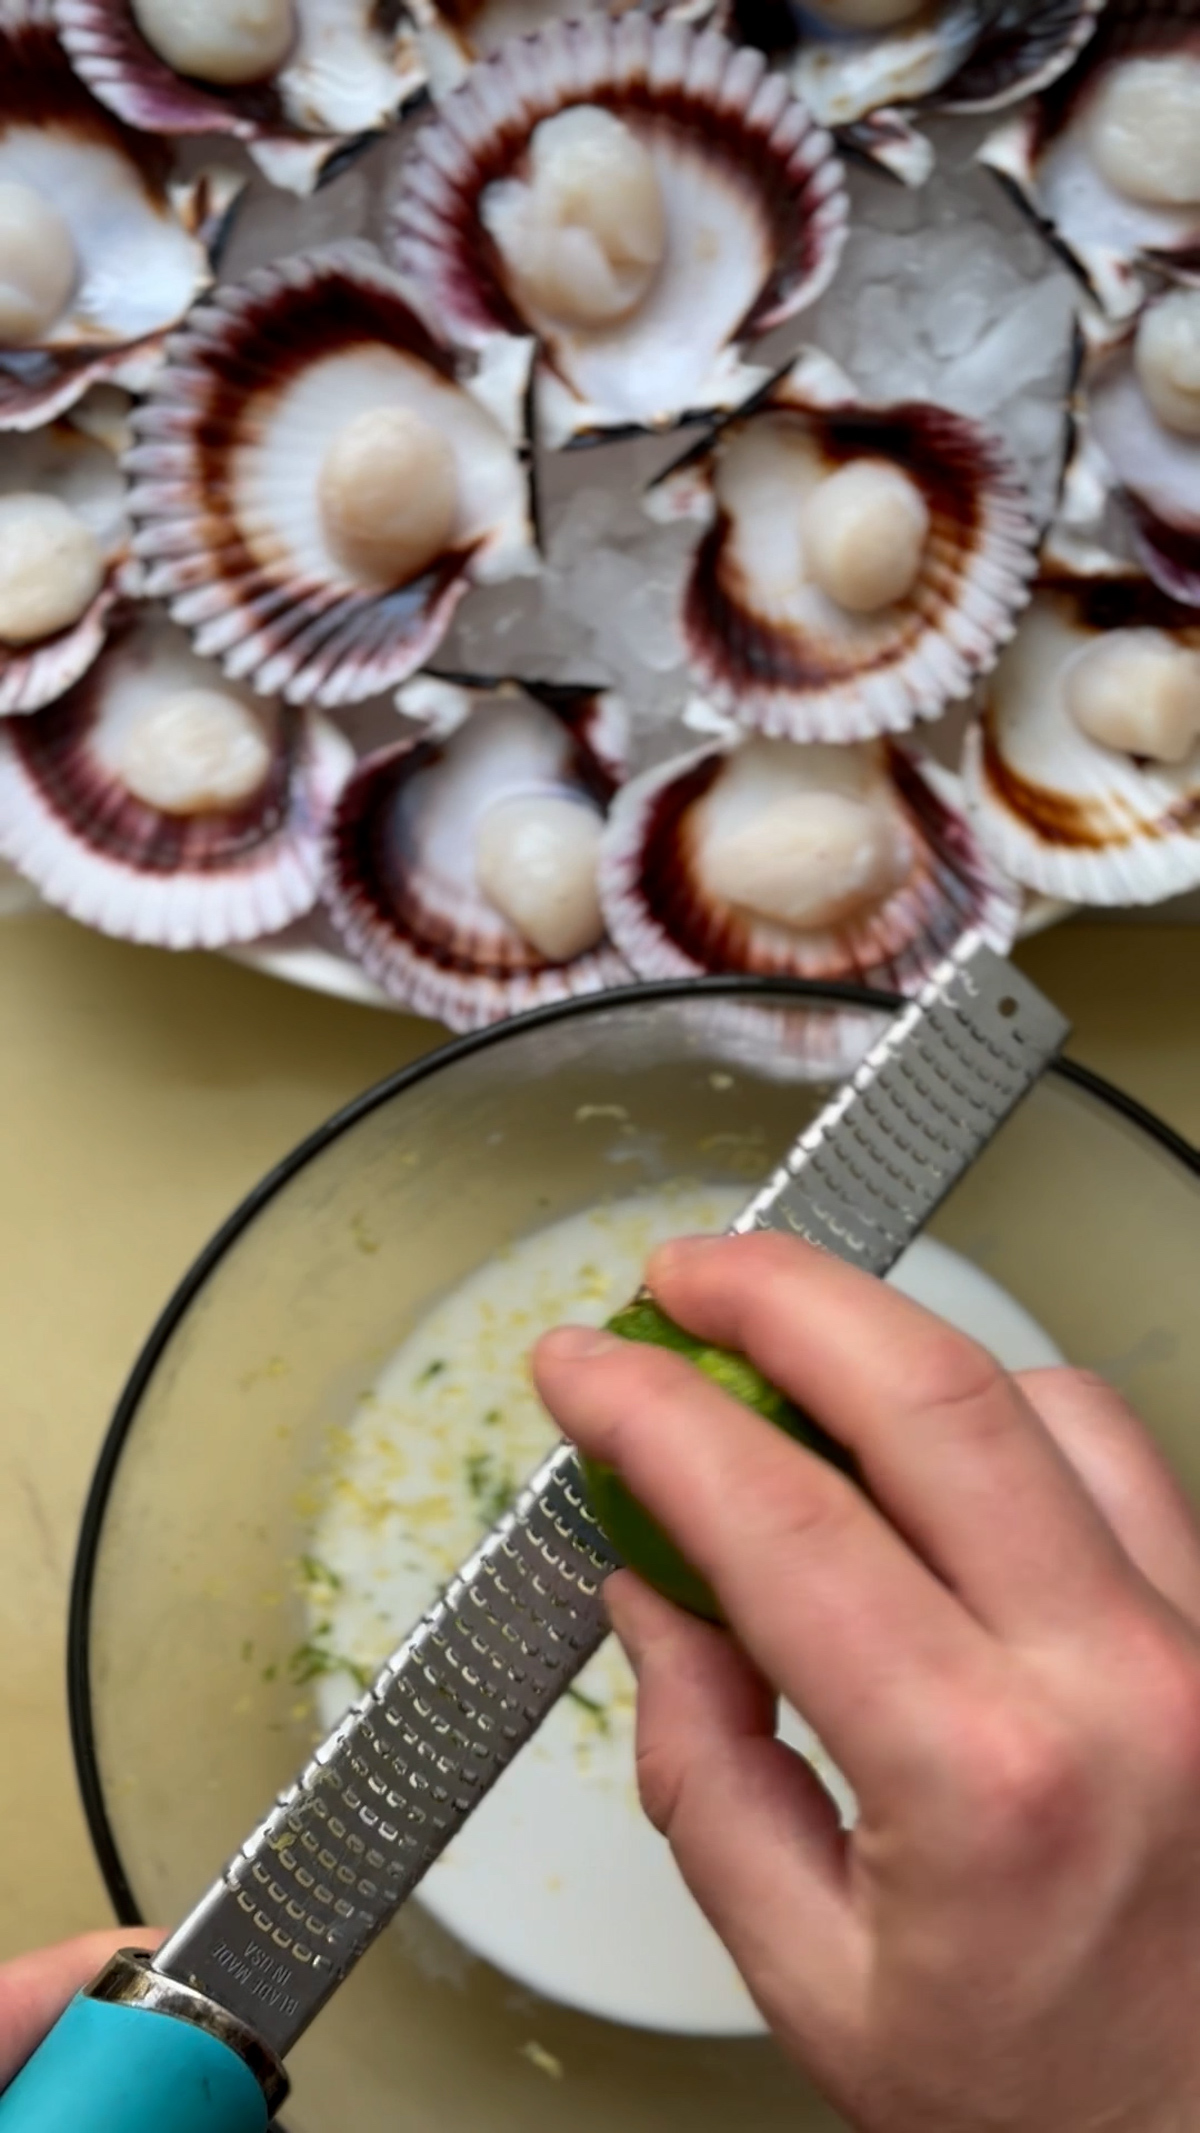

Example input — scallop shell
[124,247,538,712]
[0,610,353,944]
[391,15,849,446]
[597,732,1022,1077]
[1059,306,1200,610]
[648,348,1037,743]
[0,3,238,429]
[0,403,129,715]
[932,0,1106,116]
[411,0,723,97]
[324,675,632,1029]
[53,0,427,196]
[962,571,1200,907]
[692,989,894,1087]
[979,0,1200,321]
[732,0,1103,183]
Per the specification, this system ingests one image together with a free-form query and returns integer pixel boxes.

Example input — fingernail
[649,1233,720,1278]
[538,1325,620,1364]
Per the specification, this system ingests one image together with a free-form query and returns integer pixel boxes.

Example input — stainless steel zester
[0,937,1069,2133]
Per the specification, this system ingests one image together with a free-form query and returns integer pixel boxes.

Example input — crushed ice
[219,108,1079,758]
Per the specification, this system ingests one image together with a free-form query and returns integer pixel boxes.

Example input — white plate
[225,890,1075,1010]
[0,871,1073,1006]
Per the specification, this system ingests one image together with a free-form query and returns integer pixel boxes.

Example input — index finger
[645,1231,1131,1644]
[534,1323,992,1808]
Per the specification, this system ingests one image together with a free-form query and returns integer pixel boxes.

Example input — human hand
[534,1233,1200,2133]
[0,1930,163,2092]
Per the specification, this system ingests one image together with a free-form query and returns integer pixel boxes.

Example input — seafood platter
[0,0,1196,1029]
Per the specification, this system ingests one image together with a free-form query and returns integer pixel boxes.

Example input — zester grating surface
[734,935,1070,1275]
[155,1443,617,2055]
[155,934,1068,2056]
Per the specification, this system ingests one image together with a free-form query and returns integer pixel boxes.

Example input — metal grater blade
[732,934,1071,1274]
[153,934,1068,2058]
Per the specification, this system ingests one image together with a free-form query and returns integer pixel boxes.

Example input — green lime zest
[580,1297,849,1622]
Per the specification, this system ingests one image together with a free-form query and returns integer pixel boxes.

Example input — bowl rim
[68,972,1200,1930]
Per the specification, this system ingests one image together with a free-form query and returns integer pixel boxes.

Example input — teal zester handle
[0,1956,281,2133]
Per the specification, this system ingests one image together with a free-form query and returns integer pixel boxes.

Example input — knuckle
[617,1340,692,1399]
[1057,1366,1121,1405]
[721,1229,816,1307]
[735,1463,857,1566]
[734,1229,806,1277]
[954,1705,1089,1875]
[1017,1364,1133,1421]
[601,1340,694,1429]
[1125,1625,1200,1794]
[903,1331,1010,1433]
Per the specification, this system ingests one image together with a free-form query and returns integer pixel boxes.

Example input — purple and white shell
[0,403,130,715]
[123,248,539,712]
[598,730,1022,1004]
[53,0,427,196]
[0,1,236,430]
[324,674,632,1029]
[963,567,1200,907]
[732,0,1105,188]
[0,609,353,945]
[648,349,1037,743]
[391,15,849,444]
[980,0,1200,321]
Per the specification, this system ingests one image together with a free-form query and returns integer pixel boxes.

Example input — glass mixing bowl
[70,979,1199,2133]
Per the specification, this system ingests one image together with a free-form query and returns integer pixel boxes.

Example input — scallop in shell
[980,0,1200,321]
[648,348,1037,742]
[0,2,238,431]
[325,675,631,1029]
[1060,299,1200,610]
[124,248,538,713]
[962,570,1200,907]
[0,399,129,714]
[53,0,427,196]
[391,16,849,446]
[0,609,353,944]
[597,733,1022,1052]
[733,0,1104,186]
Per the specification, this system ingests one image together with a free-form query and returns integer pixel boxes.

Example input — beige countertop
[0,913,1196,1960]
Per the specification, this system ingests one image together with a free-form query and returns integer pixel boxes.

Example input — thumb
[0,1928,166,2090]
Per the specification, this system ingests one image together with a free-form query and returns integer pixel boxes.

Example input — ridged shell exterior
[1060,310,1200,611]
[730,0,1103,182]
[0,579,119,715]
[0,413,130,715]
[123,248,538,711]
[411,0,725,96]
[1129,508,1200,615]
[979,0,1200,321]
[324,679,632,1029]
[933,0,1106,115]
[0,5,235,427]
[1,340,159,436]
[695,989,895,1087]
[651,350,1037,743]
[53,0,428,196]
[598,736,1022,997]
[0,612,354,945]
[391,16,849,444]
[962,574,1200,907]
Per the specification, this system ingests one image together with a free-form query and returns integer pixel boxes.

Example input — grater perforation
[152,936,1068,2061]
